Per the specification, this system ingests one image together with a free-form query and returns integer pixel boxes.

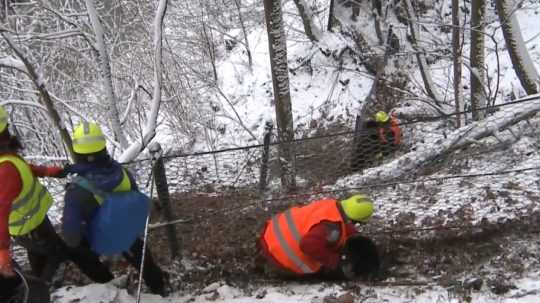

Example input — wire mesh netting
[131,96,540,233]
[122,97,540,280]
[11,96,540,274]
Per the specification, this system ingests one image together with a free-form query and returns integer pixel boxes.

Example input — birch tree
[470,0,488,120]
[120,0,169,162]
[292,0,321,42]
[84,0,129,148]
[263,0,296,191]
[495,0,539,95]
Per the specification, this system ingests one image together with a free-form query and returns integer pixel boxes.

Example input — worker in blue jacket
[62,122,166,296]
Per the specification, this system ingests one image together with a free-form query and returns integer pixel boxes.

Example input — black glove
[56,164,73,178]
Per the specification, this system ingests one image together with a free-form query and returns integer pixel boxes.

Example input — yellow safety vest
[0,155,53,236]
[91,169,132,205]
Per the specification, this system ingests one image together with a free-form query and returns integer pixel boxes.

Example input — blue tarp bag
[76,178,150,255]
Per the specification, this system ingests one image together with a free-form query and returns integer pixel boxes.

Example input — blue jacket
[62,160,137,247]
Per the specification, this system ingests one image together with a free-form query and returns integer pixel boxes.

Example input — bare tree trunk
[263,0,296,192]
[120,0,169,162]
[470,0,488,120]
[85,0,129,148]
[233,0,253,69]
[1,32,74,159]
[452,0,464,127]
[495,0,539,95]
[292,0,321,42]
[201,21,218,82]
[372,0,384,45]
[404,0,442,104]
[327,0,337,31]
[358,26,395,122]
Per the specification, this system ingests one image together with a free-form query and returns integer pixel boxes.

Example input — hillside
[2,0,540,302]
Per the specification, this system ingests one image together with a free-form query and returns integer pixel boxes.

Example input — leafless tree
[470,0,488,120]
[452,0,464,127]
[232,0,253,69]
[292,0,321,42]
[404,0,442,105]
[263,0,296,191]
[495,0,539,95]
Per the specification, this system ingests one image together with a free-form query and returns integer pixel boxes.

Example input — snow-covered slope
[49,0,540,302]
[53,271,540,303]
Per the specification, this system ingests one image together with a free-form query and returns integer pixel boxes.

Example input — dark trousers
[0,268,51,303]
[14,216,113,283]
[123,238,166,295]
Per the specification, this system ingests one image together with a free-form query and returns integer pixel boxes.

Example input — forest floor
[69,191,539,301]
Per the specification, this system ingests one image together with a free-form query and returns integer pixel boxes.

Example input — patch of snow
[53,270,540,302]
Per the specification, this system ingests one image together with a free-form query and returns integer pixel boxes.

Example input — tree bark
[404,0,442,105]
[495,0,539,95]
[292,0,321,42]
[452,0,464,127]
[85,0,129,148]
[327,0,337,31]
[263,0,296,192]
[470,0,488,120]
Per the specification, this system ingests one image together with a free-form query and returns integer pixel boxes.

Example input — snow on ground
[44,0,540,302]
[53,270,540,303]
[211,10,372,149]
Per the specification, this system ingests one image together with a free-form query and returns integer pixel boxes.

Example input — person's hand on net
[51,164,74,178]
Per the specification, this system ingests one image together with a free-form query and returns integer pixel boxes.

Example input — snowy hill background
[1,0,540,302]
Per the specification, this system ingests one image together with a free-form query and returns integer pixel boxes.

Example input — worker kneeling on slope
[61,122,167,295]
[258,194,380,280]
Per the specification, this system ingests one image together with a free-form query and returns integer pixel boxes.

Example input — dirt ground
[140,191,540,297]
[59,189,540,299]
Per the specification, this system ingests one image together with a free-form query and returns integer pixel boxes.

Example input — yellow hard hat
[340,194,374,223]
[72,122,106,154]
[0,105,8,133]
[374,111,390,123]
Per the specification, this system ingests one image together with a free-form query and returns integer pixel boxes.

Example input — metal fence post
[149,142,181,260]
[259,121,274,193]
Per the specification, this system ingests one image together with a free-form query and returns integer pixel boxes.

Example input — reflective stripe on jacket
[95,169,131,204]
[262,199,348,274]
[77,169,132,205]
[0,155,53,236]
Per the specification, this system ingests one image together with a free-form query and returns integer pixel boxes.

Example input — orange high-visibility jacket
[378,115,401,145]
[262,199,348,274]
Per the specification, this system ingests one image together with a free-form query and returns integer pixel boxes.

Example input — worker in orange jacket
[350,111,402,172]
[258,194,380,279]
[374,111,401,150]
